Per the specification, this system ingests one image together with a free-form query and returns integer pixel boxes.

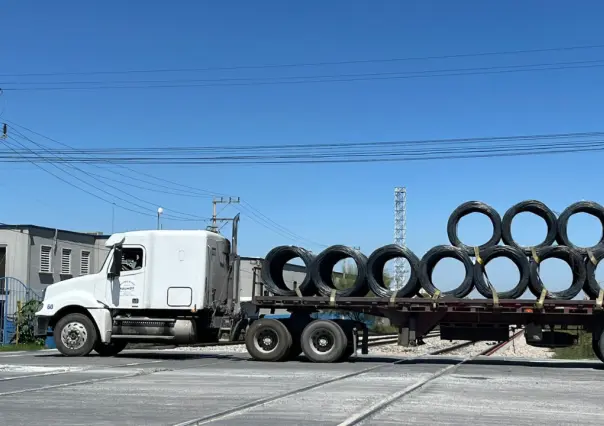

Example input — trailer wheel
[94,340,128,357]
[592,338,604,363]
[301,320,348,363]
[245,319,293,362]
[54,313,98,357]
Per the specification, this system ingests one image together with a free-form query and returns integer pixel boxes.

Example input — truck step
[111,335,176,340]
[113,317,176,323]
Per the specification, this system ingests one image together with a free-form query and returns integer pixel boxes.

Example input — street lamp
[157,207,163,230]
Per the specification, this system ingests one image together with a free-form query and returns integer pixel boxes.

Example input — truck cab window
[121,247,144,271]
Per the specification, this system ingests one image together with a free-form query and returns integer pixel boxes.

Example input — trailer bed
[253,296,602,314]
[252,295,604,349]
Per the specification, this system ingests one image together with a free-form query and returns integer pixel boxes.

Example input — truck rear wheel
[94,340,128,357]
[301,320,348,363]
[245,319,293,362]
[54,313,98,357]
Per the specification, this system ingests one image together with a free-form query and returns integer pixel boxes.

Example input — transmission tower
[393,187,407,290]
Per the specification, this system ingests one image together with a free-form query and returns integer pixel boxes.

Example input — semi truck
[34,217,604,363]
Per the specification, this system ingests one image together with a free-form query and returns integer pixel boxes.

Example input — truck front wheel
[54,313,98,357]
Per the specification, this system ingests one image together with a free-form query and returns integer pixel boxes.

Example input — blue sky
[3,1,604,292]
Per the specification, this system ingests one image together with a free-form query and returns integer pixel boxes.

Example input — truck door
[110,246,146,309]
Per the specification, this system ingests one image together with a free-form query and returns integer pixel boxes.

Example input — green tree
[332,260,393,294]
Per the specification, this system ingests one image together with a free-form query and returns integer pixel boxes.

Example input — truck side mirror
[109,246,122,278]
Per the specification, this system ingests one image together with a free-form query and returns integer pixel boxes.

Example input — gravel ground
[495,332,554,358]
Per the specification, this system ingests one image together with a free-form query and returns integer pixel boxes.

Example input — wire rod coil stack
[260,199,604,301]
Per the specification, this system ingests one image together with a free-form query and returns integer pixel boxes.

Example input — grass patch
[552,330,596,360]
[0,343,45,352]
[371,322,398,335]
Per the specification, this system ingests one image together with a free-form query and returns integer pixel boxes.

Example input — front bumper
[34,316,51,337]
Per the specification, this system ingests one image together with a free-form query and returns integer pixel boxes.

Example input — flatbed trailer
[244,294,604,363]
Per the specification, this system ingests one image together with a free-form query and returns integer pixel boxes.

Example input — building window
[81,250,90,275]
[40,245,52,273]
[61,248,72,275]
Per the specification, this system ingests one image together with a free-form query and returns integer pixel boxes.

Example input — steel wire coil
[310,245,370,297]
[528,245,586,300]
[366,244,421,298]
[419,245,475,298]
[261,245,316,296]
[473,245,530,299]
[501,200,558,255]
[447,201,502,255]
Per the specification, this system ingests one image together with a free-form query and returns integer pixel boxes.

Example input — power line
[4,120,225,198]
[2,135,604,165]
[4,58,604,87]
[1,137,164,220]
[2,42,603,77]
[3,60,604,92]
[4,120,327,248]
[9,128,209,222]
[1,129,602,154]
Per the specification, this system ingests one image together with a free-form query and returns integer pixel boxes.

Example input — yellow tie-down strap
[295,286,303,298]
[330,289,337,307]
[431,289,441,309]
[596,289,604,310]
[535,288,547,309]
[491,287,499,307]
[587,249,598,266]
[473,246,483,265]
[389,291,397,306]
[531,247,540,264]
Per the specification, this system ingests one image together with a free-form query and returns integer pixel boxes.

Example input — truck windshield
[99,248,112,272]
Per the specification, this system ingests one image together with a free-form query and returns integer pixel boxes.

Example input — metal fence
[0,277,43,345]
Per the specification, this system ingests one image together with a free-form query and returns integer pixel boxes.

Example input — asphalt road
[0,349,603,425]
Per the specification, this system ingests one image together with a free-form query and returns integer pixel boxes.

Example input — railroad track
[171,332,523,426]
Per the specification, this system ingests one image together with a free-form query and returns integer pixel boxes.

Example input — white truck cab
[35,228,241,356]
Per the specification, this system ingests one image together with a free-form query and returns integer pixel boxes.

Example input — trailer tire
[94,340,128,357]
[528,246,586,300]
[262,246,316,296]
[447,201,502,255]
[54,313,98,357]
[592,337,604,363]
[473,245,530,299]
[367,244,421,298]
[419,245,475,298]
[245,319,293,362]
[501,200,558,255]
[311,245,369,297]
[557,201,604,255]
[301,320,348,363]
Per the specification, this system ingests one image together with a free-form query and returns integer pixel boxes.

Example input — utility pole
[210,197,240,233]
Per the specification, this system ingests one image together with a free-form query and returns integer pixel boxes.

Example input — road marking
[0,359,227,395]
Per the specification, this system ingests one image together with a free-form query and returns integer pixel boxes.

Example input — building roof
[0,224,111,239]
